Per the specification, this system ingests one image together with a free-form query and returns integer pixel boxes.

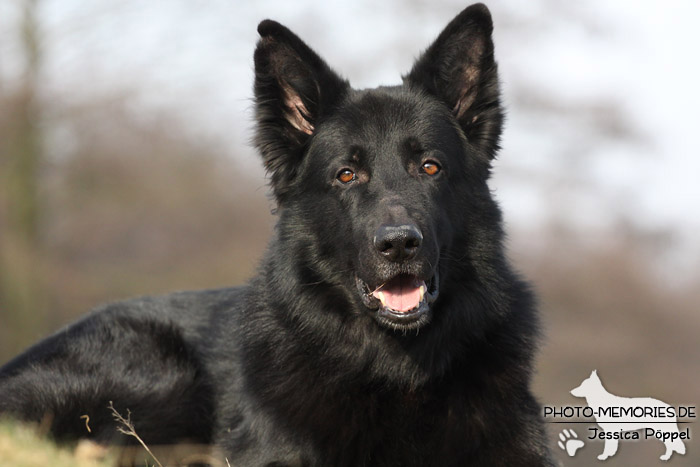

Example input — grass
[108,402,162,467]
[0,418,113,467]
[0,413,230,467]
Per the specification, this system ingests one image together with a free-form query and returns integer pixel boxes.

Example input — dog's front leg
[598,436,619,460]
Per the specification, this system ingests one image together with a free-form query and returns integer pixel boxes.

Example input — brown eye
[421,161,441,176]
[337,168,356,184]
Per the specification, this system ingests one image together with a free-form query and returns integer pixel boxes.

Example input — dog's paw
[558,429,584,457]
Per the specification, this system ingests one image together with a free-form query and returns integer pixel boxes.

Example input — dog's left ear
[254,20,349,201]
[405,3,503,159]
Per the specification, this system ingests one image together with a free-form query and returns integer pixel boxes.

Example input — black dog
[0,4,553,465]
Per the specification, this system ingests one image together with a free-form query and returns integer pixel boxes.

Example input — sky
[1,0,698,265]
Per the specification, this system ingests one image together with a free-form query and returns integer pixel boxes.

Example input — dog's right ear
[254,21,349,201]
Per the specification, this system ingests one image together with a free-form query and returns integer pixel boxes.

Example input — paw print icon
[558,429,585,457]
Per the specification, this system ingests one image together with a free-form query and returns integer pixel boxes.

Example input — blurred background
[0,0,698,465]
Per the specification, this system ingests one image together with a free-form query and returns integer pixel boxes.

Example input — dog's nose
[373,224,423,262]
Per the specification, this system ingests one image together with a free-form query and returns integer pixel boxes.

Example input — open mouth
[356,272,439,330]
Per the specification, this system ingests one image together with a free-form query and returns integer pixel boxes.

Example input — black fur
[0,4,553,466]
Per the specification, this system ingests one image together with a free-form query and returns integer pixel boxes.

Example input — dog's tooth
[377,291,386,307]
[419,285,426,302]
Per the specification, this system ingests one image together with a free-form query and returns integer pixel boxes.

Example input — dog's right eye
[421,160,441,176]
[336,169,356,184]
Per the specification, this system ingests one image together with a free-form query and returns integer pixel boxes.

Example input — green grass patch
[0,418,113,467]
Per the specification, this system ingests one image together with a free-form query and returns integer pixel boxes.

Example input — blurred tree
[0,0,47,356]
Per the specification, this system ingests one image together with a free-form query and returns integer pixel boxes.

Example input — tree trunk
[0,0,46,358]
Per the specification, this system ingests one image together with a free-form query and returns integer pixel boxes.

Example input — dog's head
[253,4,504,332]
[571,370,603,398]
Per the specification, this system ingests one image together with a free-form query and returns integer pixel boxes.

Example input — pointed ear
[254,20,349,200]
[405,4,503,159]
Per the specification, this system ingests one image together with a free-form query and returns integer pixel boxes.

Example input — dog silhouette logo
[570,370,686,461]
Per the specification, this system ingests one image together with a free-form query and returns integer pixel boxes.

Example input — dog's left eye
[421,161,441,176]
[336,168,356,184]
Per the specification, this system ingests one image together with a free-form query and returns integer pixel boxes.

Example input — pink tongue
[373,276,425,312]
